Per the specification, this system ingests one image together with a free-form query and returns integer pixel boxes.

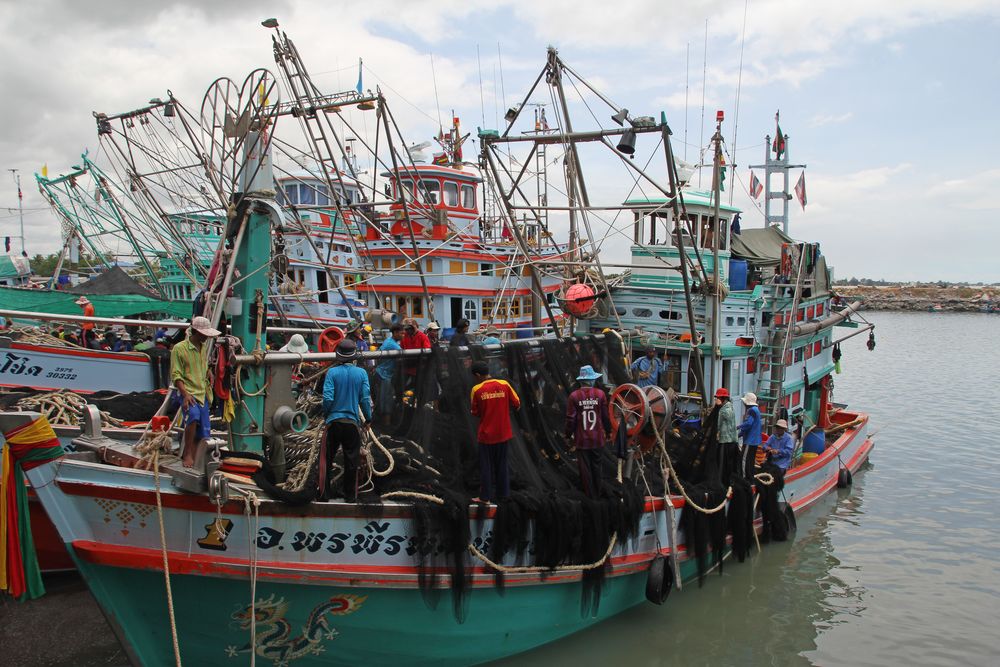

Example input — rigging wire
[730,0,751,207]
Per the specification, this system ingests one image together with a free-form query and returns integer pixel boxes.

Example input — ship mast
[750,111,806,233]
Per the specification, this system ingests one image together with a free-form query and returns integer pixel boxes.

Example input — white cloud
[808,112,854,127]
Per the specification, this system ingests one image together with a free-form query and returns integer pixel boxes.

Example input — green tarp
[0,286,191,319]
[731,225,793,267]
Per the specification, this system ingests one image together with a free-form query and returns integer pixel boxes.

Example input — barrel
[802,428,826,454]
[728,259,748,291]
[516,323,533,339]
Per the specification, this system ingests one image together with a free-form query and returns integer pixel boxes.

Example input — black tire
[645,554,673,605]
[783,503,797,535]
[837,467,853,489]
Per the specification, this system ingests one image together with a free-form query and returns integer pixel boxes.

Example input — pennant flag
[356,58,363,94]
[749,171,763,199]
[773,111,785,159]
[794,172,807,210]
[719,154,726,192]
[432,152,449,166]
[41,164,48,178]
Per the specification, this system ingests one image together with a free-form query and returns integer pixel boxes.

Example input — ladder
[758,245,808,431]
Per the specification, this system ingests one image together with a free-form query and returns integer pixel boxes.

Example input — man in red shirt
[470,360,520,502]
[400,317,430,389]
[565,365,611,498]
[76,296,97,349]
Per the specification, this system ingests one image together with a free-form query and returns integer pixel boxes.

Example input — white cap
[190,316,221,338]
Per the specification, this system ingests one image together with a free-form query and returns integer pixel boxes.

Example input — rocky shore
[836,285,998,312]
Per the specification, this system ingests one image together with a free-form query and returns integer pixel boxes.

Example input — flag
[749,171,763,199]
[4,237,9,253]
[17,183,22,201]
[794,172,807,210]
[41,164,48,178]
[718,153,726,192]
[773,111,785,159]
[432,152,448,166]
[356,58,363,94]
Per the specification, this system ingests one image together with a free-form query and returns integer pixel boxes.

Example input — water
[495,312,1000,666]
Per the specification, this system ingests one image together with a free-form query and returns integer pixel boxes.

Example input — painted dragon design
[226,593,367,665]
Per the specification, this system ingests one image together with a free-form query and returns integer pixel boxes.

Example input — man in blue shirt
[738,392,762,479]
[765,418,795,471]
[630,348,663,388]
[374,324,403,425]
[322,339,372,502]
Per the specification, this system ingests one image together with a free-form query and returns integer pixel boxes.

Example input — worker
[481,325,502,346]
[715,387,738,482]
[278,333,310,354]
[374,323,404,425]
[171,316,220,468]
[75,296,97,349]
[470,360,520,503]
[425,321,442,346]
[322,339,372,502]
[738,392,762,479]
[113,332,134,353]
[630,347,663,388]
[450,318,471,347]
[400,317,430,389]
[565,365,611,498]
[765,419,795,471]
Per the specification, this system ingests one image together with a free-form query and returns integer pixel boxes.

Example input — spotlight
[611,108,629,126]
[617,129,636,156]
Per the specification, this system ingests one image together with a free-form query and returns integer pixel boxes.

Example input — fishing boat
[1,27,873,667]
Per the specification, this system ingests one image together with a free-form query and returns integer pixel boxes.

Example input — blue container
[802,428,826,454]
[516,323,533,339]
[728,259,748,291]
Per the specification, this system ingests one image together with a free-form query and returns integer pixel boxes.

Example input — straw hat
[74,296,90,306]
[190,316,221,338]
[775,419,788,429]
[484,325,501,336]
[741,392,758,406]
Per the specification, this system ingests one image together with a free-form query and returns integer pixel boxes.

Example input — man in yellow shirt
[171,316,220,468]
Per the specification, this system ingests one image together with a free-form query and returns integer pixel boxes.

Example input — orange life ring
[317,326,345,353]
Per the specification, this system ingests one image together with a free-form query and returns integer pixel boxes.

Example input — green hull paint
[75,555,702,666]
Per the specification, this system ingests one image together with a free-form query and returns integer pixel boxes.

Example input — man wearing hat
[715,387,738,482]
[322,339,372,502]
[278,333,310,354]
[738,392,762,479]
[565,365,612,498]
[75,296,97,349]
[171,316,221,468]
[481,325,501,346]
[630,347,663,389]
[425,321,442,346]
[400,317,430,389]
[765,419,795,471]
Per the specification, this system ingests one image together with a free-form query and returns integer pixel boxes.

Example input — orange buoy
[564,283,596,316]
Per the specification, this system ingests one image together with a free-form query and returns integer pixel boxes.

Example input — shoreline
[836,286,998,313]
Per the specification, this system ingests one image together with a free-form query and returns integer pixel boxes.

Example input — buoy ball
[564,283,596,316]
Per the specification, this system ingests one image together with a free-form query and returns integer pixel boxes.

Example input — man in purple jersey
[565,365,612,498]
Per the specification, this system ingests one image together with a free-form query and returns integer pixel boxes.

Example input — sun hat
[335,338,358,361]
[282,333,309,354]
[121,333,132,341]
[427,321,441,330]
[775,419,788,429]
[576,365,603,381]
[484,325,501,336]
[741,392,758,407]
[714,387,730,399]
[74,296,91,306]
[402,317,418,329]
[190,316,221,338]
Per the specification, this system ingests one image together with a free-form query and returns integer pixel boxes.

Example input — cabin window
[747,357,757,373]
[425,259,434,273]
[463,299,477,321]
[449,261,464,274]
[480,263,492,276]
[737,316,746,326]
[615,306,627,316]
[659,310,682,320]
[817,302,824,317]
[664,353,683,391]
[794,347,804,363]
[276,187,286,206]
[791,390,802,407]
[813,341,822,356]
[317,184,330,206]
[411,297,424,317]
[344,274,357,288]
[725,316,734,326]
[632,308,652,318]
[796,308,805,322]
[443,182,459,207]
[283,184,298,205]
[462,184,476,209]
[466,262,479,275]
[719,218,729,250]
[420,180,441,205]
[299,184,316,206]
[523,298,533,315]
[400,179,416,200]
[482,299,495,318]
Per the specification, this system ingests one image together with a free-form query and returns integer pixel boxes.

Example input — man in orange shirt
[75,296,96,349]
[470,361,520,502]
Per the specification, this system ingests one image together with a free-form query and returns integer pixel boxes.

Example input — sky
[0,0,997,283]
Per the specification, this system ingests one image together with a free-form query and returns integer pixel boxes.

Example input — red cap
[714,388,730,399]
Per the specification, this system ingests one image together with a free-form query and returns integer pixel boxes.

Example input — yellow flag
[41,164,48,178]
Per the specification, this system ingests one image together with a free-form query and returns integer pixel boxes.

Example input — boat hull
[0,341,155,393]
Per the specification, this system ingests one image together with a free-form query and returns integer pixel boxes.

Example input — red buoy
[564,283,596,316]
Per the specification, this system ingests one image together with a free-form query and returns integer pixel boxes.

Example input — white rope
[654,427,731,514]
[152,449,183,667]
[467,533,617,574]
[231,486,261,666]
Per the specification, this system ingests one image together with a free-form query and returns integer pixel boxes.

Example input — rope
[653,427,731,514]
[13,390,127,428]
[467,533,617,573]
[152,449,182,667]
[380,491,444,505]
[231,486,261,666]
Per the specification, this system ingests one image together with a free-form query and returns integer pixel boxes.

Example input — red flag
[749,171,763,199]
[773,111,785,159]
[794,172,807,210]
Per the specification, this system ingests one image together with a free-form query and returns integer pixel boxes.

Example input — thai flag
[749,171,763,199]
[794,172,807,210]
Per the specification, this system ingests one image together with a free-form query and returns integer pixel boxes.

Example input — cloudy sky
[1,0,997,282]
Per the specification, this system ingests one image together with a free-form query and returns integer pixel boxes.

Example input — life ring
[637,385,672,453]
[645,554,673,605]
[609,383,649,439]
[317,326,345,353]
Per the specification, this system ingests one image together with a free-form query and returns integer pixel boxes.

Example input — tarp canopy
[0,286,191,319]
[730,225,793,267]
[66,266,160,299]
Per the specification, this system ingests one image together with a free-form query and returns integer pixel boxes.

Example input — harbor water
[1,312,997,666]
